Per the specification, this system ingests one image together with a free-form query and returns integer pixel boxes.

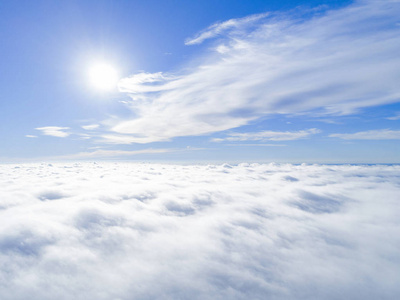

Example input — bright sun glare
[88,63,119,91]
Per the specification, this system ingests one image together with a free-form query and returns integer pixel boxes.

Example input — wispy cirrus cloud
[98,134,168,145]
[53,148,176,160]
[226,143,286,147]
[212,128,320,142]
[185,12,269,45]
[113,0,400,144]
[81,124,100,130]
[387,112,400,121]
[118,72,176,94]
[330,129,400,140]
[35,126,71,138]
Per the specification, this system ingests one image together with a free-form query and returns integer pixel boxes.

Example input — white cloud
[52,148,176,160]
[330,129,400,140]
[212,128,320,142]
[35,126,70,138]
[0,163,399,299]
[76,133,91,140]
[81,124,100,130]
[98,134,170,144]
[387,112,400,121]
[118,72,176,94]
[226,143,286,147]
[185,12,270,45]
[113,1,400,144]
[25,135,37,138]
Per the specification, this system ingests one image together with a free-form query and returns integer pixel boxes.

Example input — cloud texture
[114,0,400,143]
[1,163,399,299]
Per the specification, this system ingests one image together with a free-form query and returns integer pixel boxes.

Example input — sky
[1,2,400,297]
[1,0,400,163]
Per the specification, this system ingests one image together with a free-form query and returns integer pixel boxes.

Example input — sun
[88,62,119,91]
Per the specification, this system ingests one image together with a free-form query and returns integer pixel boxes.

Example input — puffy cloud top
[0,162,399,299]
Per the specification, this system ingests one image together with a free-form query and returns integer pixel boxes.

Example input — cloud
[212,128,320,142]
[387,112,400,121]
[114,0,400,144]
[81,124,100,130]
[185,12,270,45]
[118,72,176,94]
[35,126,71,138]
[98,134,171,144]
[25,135,37,138]
[0,163,399,299]
[330,129,400,140]
[52,148,176,160]
[226,143,286,147]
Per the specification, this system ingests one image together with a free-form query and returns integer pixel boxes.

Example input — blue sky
[1,0,399,163]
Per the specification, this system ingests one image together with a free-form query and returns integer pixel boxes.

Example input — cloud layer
[1,163,399,299]
[113,0,400,143]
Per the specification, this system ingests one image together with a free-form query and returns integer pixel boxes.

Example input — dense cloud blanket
[0,163,399,299]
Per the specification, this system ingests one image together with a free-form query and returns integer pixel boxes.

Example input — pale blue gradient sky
[1,0,399,163]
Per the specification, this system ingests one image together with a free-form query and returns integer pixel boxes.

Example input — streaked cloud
[212,128,320,142]
[113,0,400,144]
[185,12,269,45]
[81,124,100,130]
[226,143,286,147]
[25,135,38,138]
[77,133,91,140]
[330,129,400,140]
[387,112,400,121]
[54,148,175,160]
[118,72,176,94]
[98,134,168,145]
[35,126,71,138]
